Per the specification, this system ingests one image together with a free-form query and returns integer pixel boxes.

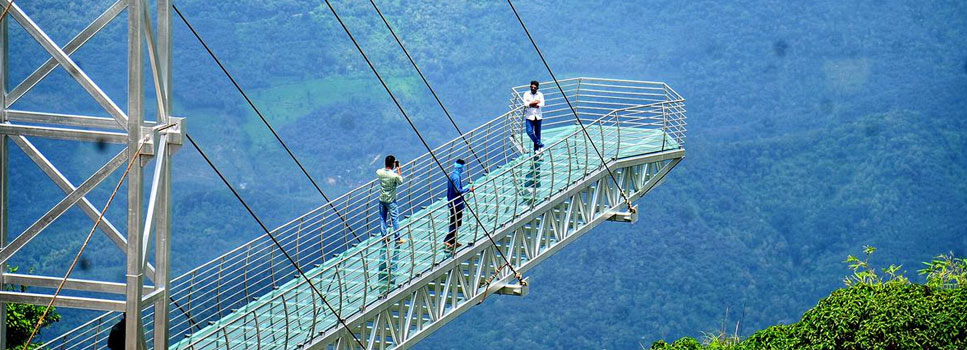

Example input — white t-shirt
[522,90,545,121]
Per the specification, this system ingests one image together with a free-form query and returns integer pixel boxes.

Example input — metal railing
[509,78,685,150]
[42,78,686,350]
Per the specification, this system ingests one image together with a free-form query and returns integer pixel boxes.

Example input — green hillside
[648,250,967,350]
[1,0,964,346]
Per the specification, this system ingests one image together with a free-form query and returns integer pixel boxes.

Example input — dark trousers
[446,202,464,245]
[525,118,544,151]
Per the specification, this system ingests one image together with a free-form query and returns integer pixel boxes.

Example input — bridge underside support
[608,205,639,223]
[305,149,683,350]
[494,277,529,297]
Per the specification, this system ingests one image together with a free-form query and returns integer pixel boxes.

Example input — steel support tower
[0,1,182,349]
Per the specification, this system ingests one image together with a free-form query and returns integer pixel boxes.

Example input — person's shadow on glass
[377,239,403,297]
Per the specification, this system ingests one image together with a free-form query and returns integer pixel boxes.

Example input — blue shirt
[446,168,470,206]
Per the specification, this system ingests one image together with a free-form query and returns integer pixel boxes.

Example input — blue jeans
[446,202,464,245]
[525,118,544,151]
[379,200,400,240]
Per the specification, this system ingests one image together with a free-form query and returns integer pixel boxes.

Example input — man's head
[530,80,539,93]
[385,155,396,168]
[454,159,466,171]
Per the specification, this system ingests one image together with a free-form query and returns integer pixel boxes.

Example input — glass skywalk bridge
[45,78,686,350]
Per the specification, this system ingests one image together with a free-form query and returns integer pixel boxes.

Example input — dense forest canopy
[3,0,965,348]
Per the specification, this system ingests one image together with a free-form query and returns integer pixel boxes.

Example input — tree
[4,267,60,350]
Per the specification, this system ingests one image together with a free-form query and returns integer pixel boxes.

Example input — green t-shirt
[376,168,404,203]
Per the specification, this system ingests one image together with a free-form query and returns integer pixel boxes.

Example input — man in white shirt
[522,80,545,152]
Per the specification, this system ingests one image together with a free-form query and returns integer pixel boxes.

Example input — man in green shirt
[377,155,405,244]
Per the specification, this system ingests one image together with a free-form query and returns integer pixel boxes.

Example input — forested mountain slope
[3,1,964,347]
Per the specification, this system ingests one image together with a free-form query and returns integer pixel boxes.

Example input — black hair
[385,155,396,168]
[530,80,540,88]
[455,159,466,165]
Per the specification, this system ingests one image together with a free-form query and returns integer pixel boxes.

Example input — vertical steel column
[574,78,582,116]
[0,14,8,350]
[159,0,172,122]
[153,2,173,349]
[125,0,146,348]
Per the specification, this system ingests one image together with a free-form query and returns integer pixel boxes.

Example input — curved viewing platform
[45,78,687,350]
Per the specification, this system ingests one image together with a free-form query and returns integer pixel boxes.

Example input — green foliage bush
[646,250,967,350]
[792,282,966,350]
[740,325,794,350]
[650,337,702,350]
[5,302,60,350]
[4,267,61,350]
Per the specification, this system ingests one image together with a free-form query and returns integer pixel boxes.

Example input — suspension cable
[0,0,14,24]
[185,133,366,349]
[365,0,487,172]
[171,4,362,243]
[318,0,526,285]
[20,126,166,350]
[505,0,636,212]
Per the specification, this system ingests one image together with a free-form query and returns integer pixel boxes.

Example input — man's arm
[460,176,474,194]
[523,92,538,107]
[450,174,468,194]
[537,92,545,107]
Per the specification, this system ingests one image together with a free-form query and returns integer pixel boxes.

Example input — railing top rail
[605,99,686,115]
[510,77,669,91]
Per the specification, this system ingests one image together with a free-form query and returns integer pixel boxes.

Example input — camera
[394,160,400,168]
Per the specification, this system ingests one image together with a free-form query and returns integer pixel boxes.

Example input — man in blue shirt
[445,159,474,249]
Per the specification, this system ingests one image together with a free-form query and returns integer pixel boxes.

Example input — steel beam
[607,204,638,223]
[142,4,168,123]
[493,277,529,296]
[9,135,158,281]
[158,0,172,123]
[142,136,166,269]
[0,149,125,266]
[124,0,146,348]
[152,126,172,350]
[152,2,174,346]
[0,1,128,128]
[4,0,126,108]
[0,13,8,350]
[0,291,125,312]
[0,123,127,143]
[152,4,174,347]
[7,109,133,130]
[3,273,154,295]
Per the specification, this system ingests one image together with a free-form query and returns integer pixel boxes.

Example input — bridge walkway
[43,78,687,350]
